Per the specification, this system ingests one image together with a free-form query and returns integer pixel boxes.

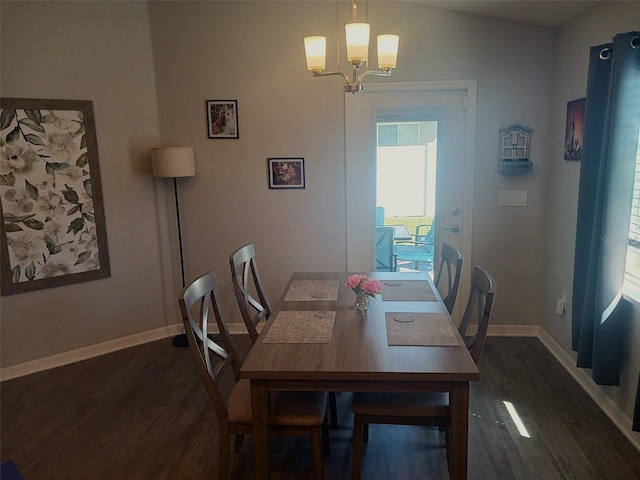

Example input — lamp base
[172,334,189,348]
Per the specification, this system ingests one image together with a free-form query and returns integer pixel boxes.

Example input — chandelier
[304,0,399,94]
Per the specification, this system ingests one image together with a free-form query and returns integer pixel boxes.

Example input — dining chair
[434,242,463,314]
[179,270,329,480]
[456,266,496,363]
[375,226,397,272]
[395,220,435,271]
[350,265,496,480]
[230,243,340,427]
[229,243,272,344]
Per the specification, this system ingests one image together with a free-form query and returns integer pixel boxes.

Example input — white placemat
[381,280,437,302]
[283,280,340,301]
[385,312,459,346]
[263,311,336,344]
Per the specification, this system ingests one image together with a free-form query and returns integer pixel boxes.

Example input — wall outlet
[555,290,567,315]
[499,190,528,207]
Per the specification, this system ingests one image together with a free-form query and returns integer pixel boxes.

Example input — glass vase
[355,292,370,313]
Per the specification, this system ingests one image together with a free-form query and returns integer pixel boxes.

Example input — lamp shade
[345,23,370,63]
[151,147,195,178]
[377,34,399,69]
[304,36,327,71]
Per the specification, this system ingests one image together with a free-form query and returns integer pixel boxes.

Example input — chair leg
[322,410,331,453]
[233,434,244,452]
[445,421,452,476]
[218,434,231,480]
[329,391,338,427]
[311,428,325,480]
[352,413,364,480]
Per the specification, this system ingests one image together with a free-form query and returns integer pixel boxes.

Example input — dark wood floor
[2,337,640,479]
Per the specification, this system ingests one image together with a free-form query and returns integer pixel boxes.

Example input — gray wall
[1,0,639,429]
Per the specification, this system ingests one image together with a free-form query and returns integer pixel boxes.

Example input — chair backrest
[434,242,463,314]
[457,265,497,364]
[376,226,396,271]
[414,220,436,257]
[229,243,273,343]
[179,270,244,431]
[376,206,385,226]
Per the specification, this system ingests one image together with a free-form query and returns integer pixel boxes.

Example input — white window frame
[623,133,640,305]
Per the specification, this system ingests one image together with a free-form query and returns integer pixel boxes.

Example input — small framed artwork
[206,100,239,139]
[0,98,111,295]
[564,97,585,160]
[268,158,305,189]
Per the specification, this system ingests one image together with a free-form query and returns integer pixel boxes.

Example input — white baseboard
[486,324,540,337]
[0,322,252,382]
[2,322,638,452]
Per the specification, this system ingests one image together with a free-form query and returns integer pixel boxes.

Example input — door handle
[444,225,460,234]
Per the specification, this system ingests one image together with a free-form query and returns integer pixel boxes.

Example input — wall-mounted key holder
[498,124,532,174]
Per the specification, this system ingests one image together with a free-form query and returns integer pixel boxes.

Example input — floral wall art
[0,98,110,295]
[268,158,305,189]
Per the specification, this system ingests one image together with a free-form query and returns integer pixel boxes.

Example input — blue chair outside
[395,220,435,271]
[376,207,385,226]
[376,226,396,271]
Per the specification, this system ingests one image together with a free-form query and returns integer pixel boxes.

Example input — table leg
[251,379,270,479]
[449,382,469,480]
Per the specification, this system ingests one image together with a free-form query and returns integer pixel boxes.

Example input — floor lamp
[151,146,196,348]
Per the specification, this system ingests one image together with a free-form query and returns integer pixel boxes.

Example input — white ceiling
[415,0,599,27]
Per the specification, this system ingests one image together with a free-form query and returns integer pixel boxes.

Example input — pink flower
[345,274,366,289]
[361,278,383,296]
[345,274,383,298]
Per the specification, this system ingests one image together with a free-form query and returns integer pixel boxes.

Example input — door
[345,81,477,319]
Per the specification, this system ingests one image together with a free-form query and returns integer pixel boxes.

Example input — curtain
[572,31,640,396]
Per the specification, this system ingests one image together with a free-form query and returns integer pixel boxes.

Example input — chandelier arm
[312,70,352,85]
[356,68,394,83]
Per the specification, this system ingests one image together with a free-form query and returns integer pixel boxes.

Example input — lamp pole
[150,146,196,348]
[173,177,186,288]
[171,176,190,347]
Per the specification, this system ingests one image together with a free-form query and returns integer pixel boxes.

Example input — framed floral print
[0,98,110,295]
[268,158,305,189]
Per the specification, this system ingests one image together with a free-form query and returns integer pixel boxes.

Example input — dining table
[239,271,479,479]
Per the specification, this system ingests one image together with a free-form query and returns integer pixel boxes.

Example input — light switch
[499,190,527,207]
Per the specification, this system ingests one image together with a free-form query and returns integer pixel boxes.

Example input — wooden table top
[240,271,479,384]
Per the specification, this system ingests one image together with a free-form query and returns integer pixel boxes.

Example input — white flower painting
[0,99,110,294]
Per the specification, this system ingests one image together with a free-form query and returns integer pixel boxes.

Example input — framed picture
[0,98,111,295]
[564,97,585,160]
[268,158,305,189]
[206,100,239,139]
